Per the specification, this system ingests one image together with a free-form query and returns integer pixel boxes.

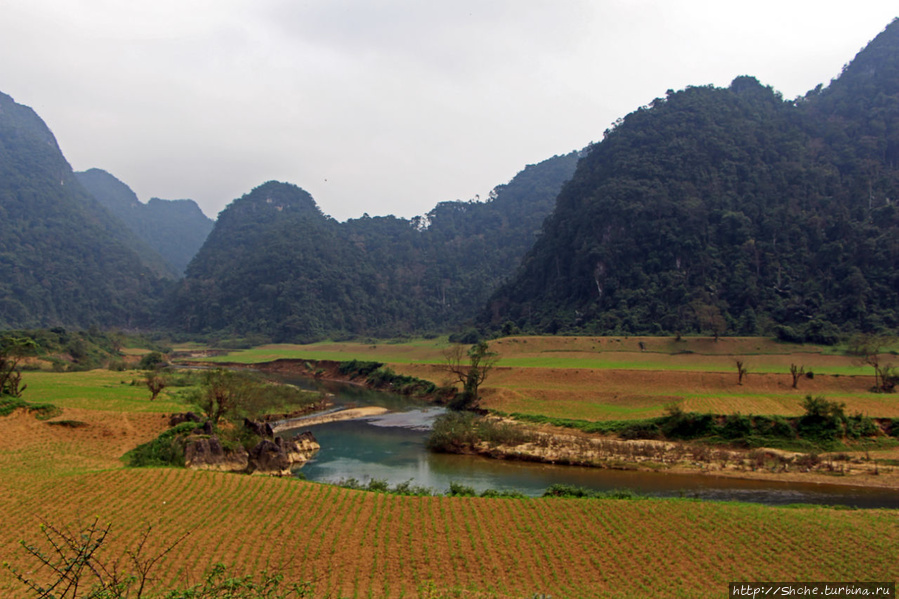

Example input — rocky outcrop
[184,435,249,472]
[244,417,274,438]
[246,432,320,476]
[169,412,204,427]
[181,418,320,476]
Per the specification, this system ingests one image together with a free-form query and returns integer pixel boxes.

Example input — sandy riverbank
[272,406,389,432]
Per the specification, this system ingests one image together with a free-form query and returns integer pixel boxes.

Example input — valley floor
[1,405,897,598]
[2,337,897,597]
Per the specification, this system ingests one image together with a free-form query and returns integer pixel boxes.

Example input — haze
[1,0,895,221]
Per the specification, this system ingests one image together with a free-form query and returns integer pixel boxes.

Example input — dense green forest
[0,91,172,330]
[169,152,578,341]
[76,169,214,276]
[2,18,899,341]
[480,19,899,340]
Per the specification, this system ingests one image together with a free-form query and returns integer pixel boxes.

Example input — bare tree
[735,360,748,385]
[441,341,499,411]
[849,334,896,393]
[789,363,805,389]
[6,517,188,599]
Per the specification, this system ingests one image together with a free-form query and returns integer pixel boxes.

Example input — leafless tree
[735,360,748,385]
[789,363,804,389]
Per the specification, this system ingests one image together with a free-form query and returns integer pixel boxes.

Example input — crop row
[2,465,897,598]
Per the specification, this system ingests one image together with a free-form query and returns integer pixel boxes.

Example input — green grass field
[201,336,882,376]
[23,370,185,413]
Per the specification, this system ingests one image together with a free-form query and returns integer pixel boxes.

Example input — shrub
[617,421,663,440]
[338,360,383,378]
[541,484,644,500]
[720,414,753,439]
[446,482,477,497]
[797,395,846,442]
[753,415,796,439]
[426,411,535,452]
[125,422,200,467]
[366,367,436,396]
[661,410,716,439]
[138,351,167,370]
[479,488,527,499]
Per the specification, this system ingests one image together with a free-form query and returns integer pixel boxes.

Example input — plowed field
[1,403,897,598]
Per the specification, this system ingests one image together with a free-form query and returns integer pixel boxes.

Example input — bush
[446,482,477,497]
[661,409,716,439]
[753,415,796,439]
[426,412,535,452]
[797,395,846,441]
[617,421,663,440]
[720,414,753,439]
[138,351,167,370]
[366,367,436,396]
[845,413,878,439]
[125,422,200,467]
[479,488,527,499]
[448,328,481,344]
[338,359,383,378]
[542,484,644,500]
[0,397,61,420]
[426,411,482,452]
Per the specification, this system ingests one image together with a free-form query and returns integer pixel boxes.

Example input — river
[277,378,899,509]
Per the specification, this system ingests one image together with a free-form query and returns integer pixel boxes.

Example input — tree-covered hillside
[0,91,171,330]
[481,19,899,340]
[76,168,214,275]
[170,153,578,341]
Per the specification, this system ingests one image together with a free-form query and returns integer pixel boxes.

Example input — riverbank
[182,357,899,490]
[449,417,899,490]
[272,406,389,432]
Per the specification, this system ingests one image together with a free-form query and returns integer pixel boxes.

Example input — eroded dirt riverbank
[456,419,899,490]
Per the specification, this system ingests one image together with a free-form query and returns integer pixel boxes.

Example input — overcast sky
[1,1,896,222]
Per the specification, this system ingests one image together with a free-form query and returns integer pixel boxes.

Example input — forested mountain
[0,91,171,329]
[76,168,214,275]
[169,153,578,341]
[481,19,899,339]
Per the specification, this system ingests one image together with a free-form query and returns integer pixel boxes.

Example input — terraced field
[2,339,898,597]
[209,336,898,421]
[1,407,896,598]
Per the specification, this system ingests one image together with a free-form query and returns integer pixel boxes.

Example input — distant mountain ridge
[480,19,899,339]
[170,152,579,341]
[76,168,214,275]
[0,91,170,329]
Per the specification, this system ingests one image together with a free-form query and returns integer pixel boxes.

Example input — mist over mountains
[1,18,898,340]
[75,168,214,276]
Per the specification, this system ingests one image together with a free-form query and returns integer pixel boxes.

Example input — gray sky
[1,1,896,222]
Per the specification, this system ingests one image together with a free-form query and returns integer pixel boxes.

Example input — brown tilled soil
[394,363,895,419]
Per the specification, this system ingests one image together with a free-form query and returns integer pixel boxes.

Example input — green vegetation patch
[493,396,896,453]
[426,411,536,453]
[0,396,62,420]
[124,421,201,468]
[23,370,183,413]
